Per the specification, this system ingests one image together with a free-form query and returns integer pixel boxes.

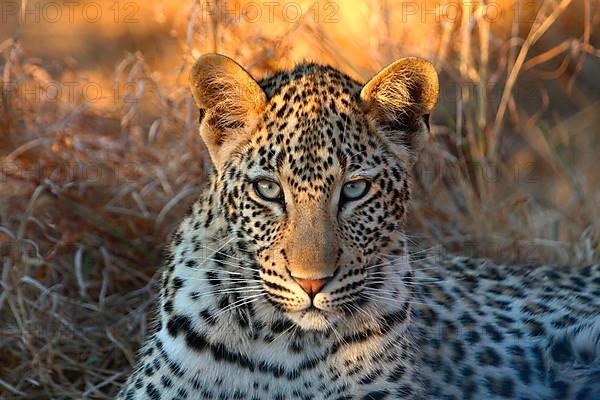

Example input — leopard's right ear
[190,54,266,166]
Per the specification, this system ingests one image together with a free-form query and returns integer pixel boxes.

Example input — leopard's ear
[190,54,266,166]
[360,57,439,163]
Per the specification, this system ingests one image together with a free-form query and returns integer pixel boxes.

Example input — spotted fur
[118,55,600,400]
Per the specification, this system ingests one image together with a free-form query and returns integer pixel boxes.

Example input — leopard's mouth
[286,307,343,331]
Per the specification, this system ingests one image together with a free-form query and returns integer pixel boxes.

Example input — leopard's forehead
[259,63,365,142]
[259,63,361,101]
[240,64,385,196]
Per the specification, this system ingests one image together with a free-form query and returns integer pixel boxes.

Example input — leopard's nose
[293,277,329,298]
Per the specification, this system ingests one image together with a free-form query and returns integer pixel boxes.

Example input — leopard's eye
[341,179,370,201]
[254,179,283,202]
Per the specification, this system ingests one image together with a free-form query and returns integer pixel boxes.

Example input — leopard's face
[220,77,413,330]
[190,55,438,331]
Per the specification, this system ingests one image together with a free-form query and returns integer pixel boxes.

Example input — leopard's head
[190,54,438,331]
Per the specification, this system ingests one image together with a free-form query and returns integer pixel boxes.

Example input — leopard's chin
[286,308,342,331]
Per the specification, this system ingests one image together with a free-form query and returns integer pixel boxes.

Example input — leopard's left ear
[360,57,439,163]
[190,54,266,167]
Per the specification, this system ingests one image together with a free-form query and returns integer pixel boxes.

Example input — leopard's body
[118,55,600,400]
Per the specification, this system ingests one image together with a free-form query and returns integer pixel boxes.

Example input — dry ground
[0,0,599,398]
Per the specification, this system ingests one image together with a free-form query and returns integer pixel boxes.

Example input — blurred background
[1,0,599,397]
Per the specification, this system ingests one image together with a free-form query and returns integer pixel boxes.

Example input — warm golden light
[0,1,598,398]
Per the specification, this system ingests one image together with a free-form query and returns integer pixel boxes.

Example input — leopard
[118,54,600,400]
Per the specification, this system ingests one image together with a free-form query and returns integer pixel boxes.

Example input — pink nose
[294,278,328,298]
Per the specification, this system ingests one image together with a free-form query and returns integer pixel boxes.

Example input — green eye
[342,179,370,201]
[254,179,283,201]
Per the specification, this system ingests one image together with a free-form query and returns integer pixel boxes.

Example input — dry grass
[0,0,598,398]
